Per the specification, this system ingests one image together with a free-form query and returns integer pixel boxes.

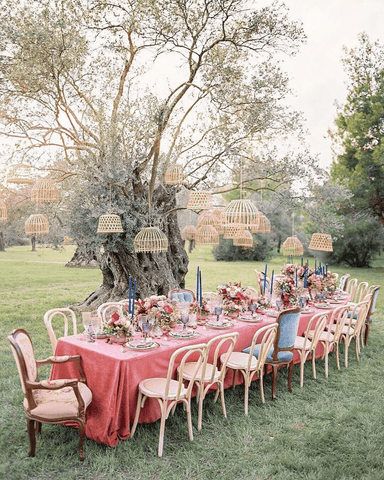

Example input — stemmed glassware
[249,302,257,316]
[142,318,153,342]
[299,295,308,310]
[275,298,283,312]
[180,312,189,335]
[214,302,223,324]
[82,312,100,343]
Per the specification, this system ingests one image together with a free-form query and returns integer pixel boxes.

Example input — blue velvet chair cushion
[243,344,293,362]
[171,292,194,303]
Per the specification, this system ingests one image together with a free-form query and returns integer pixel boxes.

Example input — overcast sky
[280,0,383,170]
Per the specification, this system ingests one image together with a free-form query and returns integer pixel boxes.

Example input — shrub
[212,234,276,262]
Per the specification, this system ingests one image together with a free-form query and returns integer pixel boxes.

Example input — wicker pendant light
[249,212,262,232]
[165,164,184,185]
[25,214,49,234]
[309,233,333,252]
[197,211,218,228]
[7,164,34,185]
[134,226,168,253]
[31,178,60,203]
[97,214,124,233]
[253,214,271,233]
[281,235,303,256]
[195,225,219,245]
[233,229,254,247]
[181,225,197,241]
[223,199,259,226]
[186,191,213,210]
[223,223,243,239]
[0,199,7,222]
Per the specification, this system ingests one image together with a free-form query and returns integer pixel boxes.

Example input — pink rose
[163,304,173,314]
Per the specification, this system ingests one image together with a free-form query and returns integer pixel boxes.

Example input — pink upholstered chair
[130,343,207,457]
[178,332,239,430]
[8,329,92,461]
[222,323,278,414]
[43,307,78,354]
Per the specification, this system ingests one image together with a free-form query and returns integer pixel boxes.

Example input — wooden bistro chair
[222,323,278,414]
[328,299,370,368]
[44,307,78,354]
[130,343,207,457]
[243,307,301,400]
[364,286,380,346]
[178,332,239,430]
[348,281,369,304]
[309,305,350,377]
[8,328,92,461]
[339,273,350,292]
[294,312,328,387]
[345,278,358,298]
[168,288,196,303]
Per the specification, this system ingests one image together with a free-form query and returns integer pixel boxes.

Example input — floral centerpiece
[190,298,212,317]
[103,311,133,343]
[135,295,179,331]
[217,282,250,316]
[274,277,299,308]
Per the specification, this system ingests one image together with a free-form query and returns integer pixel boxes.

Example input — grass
[1,245,384,480]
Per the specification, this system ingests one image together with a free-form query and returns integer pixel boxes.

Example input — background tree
[330,33,384,226]
[0,0,317,306]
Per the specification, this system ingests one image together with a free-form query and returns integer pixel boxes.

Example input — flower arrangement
[217,282,250,315]
[135,295,179,330]
[103,311,133,338]
[274,277,299,308]
[190,298,212,316]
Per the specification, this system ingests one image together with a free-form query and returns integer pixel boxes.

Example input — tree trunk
[31,235,36,252]
[188,239,195,253]
[0,231,5,251]
[74,190,189,310]
[66,242,98,269]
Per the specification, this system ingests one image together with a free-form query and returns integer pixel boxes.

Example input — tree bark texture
[31,236,36,252]
[0,231,5,251]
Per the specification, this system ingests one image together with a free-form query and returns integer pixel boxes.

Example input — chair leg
[259,371,265,404]
[355,336,360,361]
[27,418,36,457]
[312,350,317,380]
[232,369,238,389]
[345,339,349,368]
[78,420,86,462]
[272,366,277,400]
[219,383,227,418]
[197,389,204,431]
[35,421,42,434]
[130,391,143,438]
[288,362,294,393]
[364,323,370,346]
[300,356,304,388]
[324,346,329,378]
[158,402,167,457]
[335,343,340,370]
[244,377,250,415]
[185,399,194,441]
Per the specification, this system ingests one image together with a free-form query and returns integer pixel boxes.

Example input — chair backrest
[8,329,37,395]
[272,307,301,361]
[352,282,369,303]
[203,332,239,383]
[246,323,278,372]
[339,274,350,291]
[168,288,196,303]
[302,312,328,350]
[43,308,78,354]
[254,270,263,295]
[328,305,350,342]
[244,286,259,300]
[332,272,339,283]
[345,278,357,297]
[367,286,380,317]
[97,302,124,323]
[165,343,207,401]
[347,298,370,334]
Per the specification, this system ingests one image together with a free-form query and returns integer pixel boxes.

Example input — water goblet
[250,303,257,315]
[180,313,189,335]
[82,312,96,342]
[188,313,198,330]
[275,298,283,312]
[142,319,152,342]
[299,295,307,310]
[214,305,223,324]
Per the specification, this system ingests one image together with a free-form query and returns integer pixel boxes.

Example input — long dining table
[51,298,349,447]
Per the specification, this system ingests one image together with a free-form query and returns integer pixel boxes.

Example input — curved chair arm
[36,355,87,384]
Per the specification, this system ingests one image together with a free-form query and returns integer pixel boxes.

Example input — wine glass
[82,312,95,342]
[138,315,148,344]
[299,295,307,310]
[275,298,283,312]
[142,319,152,342]
[188,313,198,329]
[250,303,257,316]
[214,305,223,324]
[180,312,189,335]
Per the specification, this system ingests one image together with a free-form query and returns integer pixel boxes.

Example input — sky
[279,0,383,170]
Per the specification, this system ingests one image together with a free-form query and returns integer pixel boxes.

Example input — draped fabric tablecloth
[51,300,348,447]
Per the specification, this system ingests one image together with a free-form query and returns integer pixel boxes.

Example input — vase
[108,334,130,345]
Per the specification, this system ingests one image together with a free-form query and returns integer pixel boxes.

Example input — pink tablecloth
[51,302,348,446]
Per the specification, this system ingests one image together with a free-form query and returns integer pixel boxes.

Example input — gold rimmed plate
[206,321,233,329]
[238,315,262,323]
[169,331,199,339]
[126,340,160,351]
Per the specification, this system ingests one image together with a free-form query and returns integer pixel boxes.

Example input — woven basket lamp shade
[253,214,271,233]
[281,236,303,256]
[309,233,333,252]
[224,199,259,226]
[181,225,197,241]
[249,212,262,233]
[25,214,49,235]
[97,214,124,233]
[186,191,213,210]
[0,199,7,222]
[134,227,168,253]
[233,229,254,247]
[211,209,225,234]
[7,164,34,185]
[31,178,60,203]
[223,223,243,239]
[165,164,184,185]
[195,225,219,245]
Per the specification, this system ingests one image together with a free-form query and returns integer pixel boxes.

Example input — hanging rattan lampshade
[233,229,254,247]
[134,227,168,253]
[25,214,49,235]
[31,178,60,203]
[309,233,333,252]
[249,212,262,232]
[181,225,197,241]
[224,199,259,226]
[7,164,34,185]
[195,225,219,245]
[186,191,213,210]
[197,211,218,228]
[97,214,124,233]
[211,209,225,234]
[253,214,271,233]
[0,199,7,222]
[165,164,184,185]
[223,223,243,239]
[281,236,304,256]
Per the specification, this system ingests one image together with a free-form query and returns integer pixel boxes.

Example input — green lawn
[1,245,384,480]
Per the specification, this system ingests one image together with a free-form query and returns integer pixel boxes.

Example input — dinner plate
[169,331,199,339]
[238,315,262,323]
[83,330,109,339]
[126,340,160,351]
[264,309,280,318]
[329,300,343,304]
[206,321,233,329]
[301,308,315,314]
[315,303,331,309]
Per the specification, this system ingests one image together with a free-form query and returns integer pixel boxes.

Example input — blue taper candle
[301,257,303,267]
[295,269,298,287]
[128,276,132,314]
[199,270,202,307]
[263,264,267,294]
[132,280,137,315]
[270,270,274,295]
[197,266,200,303]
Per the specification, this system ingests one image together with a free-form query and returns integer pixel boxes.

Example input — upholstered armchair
[8,328,92,461]
[168,288,196,303]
